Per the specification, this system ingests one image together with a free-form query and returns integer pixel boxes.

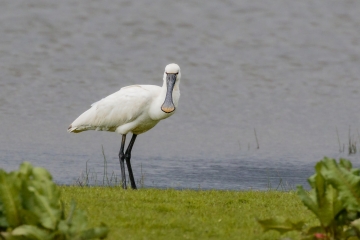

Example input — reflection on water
[0,0,360,190]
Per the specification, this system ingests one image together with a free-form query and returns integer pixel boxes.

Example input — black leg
[125,134,137,189]
[118,135,127,189]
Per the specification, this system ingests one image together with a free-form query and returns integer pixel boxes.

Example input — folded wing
[68,85,155,133]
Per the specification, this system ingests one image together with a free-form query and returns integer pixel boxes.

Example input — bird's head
[165,63,181,76]
[161,63,180,113]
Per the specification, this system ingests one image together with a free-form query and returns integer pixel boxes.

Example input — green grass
[59,186,317,240]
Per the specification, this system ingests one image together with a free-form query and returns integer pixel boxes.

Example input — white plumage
[68,64,181,135]
[68,63,181,189]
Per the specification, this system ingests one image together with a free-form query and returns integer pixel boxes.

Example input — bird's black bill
[161,73,177,113]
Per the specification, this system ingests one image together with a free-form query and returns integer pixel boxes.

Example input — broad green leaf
[20,166,61,230]
[339,158,353,170]
[297,185,319,216]
[0,203,9,228]
[0,170,22,227]
[351,168,360,176]
[27,186,61,230]
[30,167,60,208]
[68,207,88,235]
[317,184,343,226]
[57,220,69,234]
[307,161,324,190]
[66,200,77,225]
[298,160,344,227]
[313,162,327,208]
[18,209,38,227]
[18,162,33,178]
[321,158,360,211]
[77,224,109,240]
[11,225,52,240]
[31,167,57,198]
[257,217,304,234]
[339,158,360,176]
[305,225,324,235]
[58,203,109,239]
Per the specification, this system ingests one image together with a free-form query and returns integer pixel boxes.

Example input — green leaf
[339,158,353,170]
[306,225,324,235]
[26,186,61,230]
[11,225,52,240]
[297,161,343,227]
[31,167,57,199]
[57,220,69,235]
[18,162,33,178]
[297,185,319,217]
[77,224,109,240]
[21,166,61,230]
[58,201,109,239]
[257,217,304,234]
[18,209,39,227]
[0,170,22,227]
[320,158,360,211]
[68,203,89,235]
[0,203,9,228]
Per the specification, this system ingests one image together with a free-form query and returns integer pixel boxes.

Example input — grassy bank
[59,186,317,240]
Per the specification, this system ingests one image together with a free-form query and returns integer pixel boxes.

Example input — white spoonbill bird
[68,63,181,189]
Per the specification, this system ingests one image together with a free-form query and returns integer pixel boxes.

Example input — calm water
[1,0,360,190]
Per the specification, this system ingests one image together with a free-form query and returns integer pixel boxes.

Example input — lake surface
[1,0,360,190]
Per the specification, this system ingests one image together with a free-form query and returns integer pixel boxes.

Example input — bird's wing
[69,85,159,132]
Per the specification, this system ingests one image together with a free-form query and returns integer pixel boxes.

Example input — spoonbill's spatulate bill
[68,63,181,189]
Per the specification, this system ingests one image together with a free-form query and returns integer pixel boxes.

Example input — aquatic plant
[76,146,145,188]
[336,126,359,155]
[258,157,360,240]
[0,162,108,239]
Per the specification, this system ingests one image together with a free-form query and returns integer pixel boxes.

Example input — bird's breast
[131,119,159,134]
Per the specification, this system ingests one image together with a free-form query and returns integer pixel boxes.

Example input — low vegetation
[259,157,360,240]
[59,187,316,240]
[4,157,360,240]
[0,162,108,240]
